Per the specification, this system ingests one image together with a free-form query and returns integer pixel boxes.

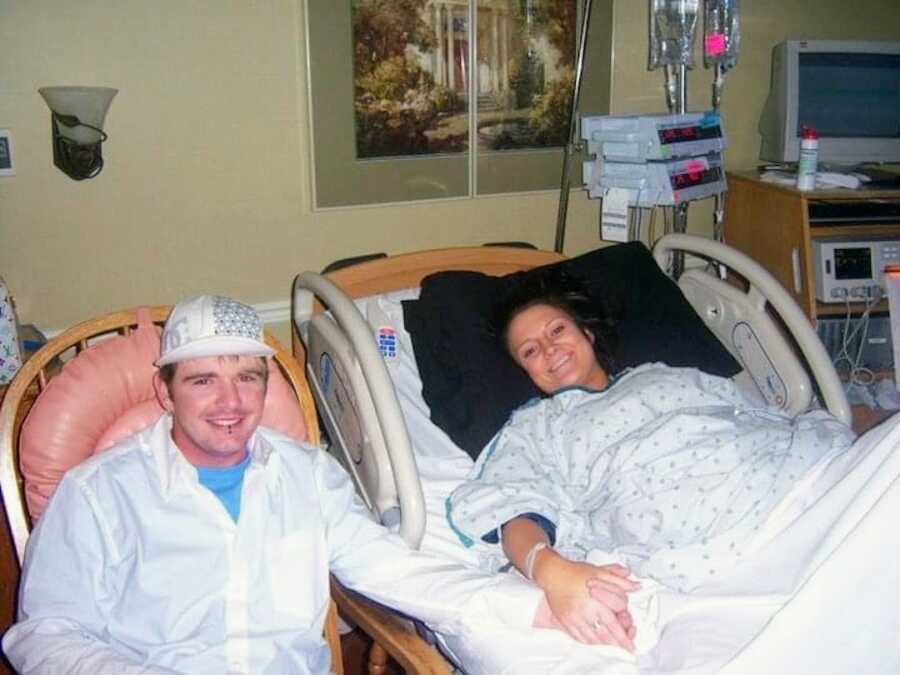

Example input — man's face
[154,355,268,467]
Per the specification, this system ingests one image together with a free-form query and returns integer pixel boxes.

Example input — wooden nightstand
[724,171,900,435]
[724,171,900,323]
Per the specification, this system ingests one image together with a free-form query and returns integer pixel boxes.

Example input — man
[2,295,635,674]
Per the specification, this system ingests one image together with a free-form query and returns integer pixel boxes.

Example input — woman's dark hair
[490,269,618,374]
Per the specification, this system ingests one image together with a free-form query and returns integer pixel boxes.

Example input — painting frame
[306,0,612,208]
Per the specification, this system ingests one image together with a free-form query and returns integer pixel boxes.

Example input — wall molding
[254,299,292,326]
[43,298,292,340]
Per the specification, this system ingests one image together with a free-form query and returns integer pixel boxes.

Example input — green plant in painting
[352,0,435,79]
[528,69,574,146]
[358,55,435,101]
[352,0,444,157]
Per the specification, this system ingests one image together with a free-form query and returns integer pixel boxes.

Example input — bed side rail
[653,234,851,427]
[293,272,425,548]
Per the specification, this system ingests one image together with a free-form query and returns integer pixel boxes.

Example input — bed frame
[292,234,850,551]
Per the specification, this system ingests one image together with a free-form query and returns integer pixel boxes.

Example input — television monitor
[759,40,900,166]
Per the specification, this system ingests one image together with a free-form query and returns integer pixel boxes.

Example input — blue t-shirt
[196,453,252,522]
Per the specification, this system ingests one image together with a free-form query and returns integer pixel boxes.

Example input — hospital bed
[291,235,900,674]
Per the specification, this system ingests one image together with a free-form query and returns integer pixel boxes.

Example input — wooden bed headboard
[292,245,566,359]
[322,246,566,299]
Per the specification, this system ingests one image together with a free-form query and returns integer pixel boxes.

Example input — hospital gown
[447,363,854,592]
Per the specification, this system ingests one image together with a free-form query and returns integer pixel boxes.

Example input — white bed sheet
[357,290,481,568]
[353,291,900,675]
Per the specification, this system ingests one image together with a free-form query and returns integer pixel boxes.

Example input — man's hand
[532,596,564,630]
[532,551,638,650]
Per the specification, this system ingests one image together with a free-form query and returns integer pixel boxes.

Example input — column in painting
[500,7,509,92]
[446,4,456,90]
[434,3,445,86]
[491,7,501,93]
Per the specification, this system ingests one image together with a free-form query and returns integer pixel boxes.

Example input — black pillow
[402,242,740,459]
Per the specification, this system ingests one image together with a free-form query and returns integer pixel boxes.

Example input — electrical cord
[832,286,882,386]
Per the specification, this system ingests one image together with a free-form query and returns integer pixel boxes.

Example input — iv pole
[554,0,689,253]
[553,0,593,253]
[553,0,691,255]
[670,63,690,276]
[655,0,700,277]
[555,1,735,254]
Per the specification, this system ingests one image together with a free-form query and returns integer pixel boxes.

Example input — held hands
[532,550,639,651]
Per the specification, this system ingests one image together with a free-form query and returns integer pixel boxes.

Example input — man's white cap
[156,295,275,367]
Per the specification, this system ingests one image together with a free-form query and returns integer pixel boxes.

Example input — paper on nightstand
[816,172,862,189]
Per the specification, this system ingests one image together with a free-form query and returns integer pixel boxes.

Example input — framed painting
[307,0,612,207]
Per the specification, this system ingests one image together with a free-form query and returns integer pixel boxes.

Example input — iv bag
[703,0,741,69]
[649,0,699,69]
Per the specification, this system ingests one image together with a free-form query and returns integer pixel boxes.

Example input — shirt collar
[148,414,276,496]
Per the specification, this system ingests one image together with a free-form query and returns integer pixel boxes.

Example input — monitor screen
[834,246,873,280]
[798,52,900,139]
[759,40,900,166]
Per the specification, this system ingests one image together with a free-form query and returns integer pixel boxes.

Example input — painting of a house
[352,0,577,158]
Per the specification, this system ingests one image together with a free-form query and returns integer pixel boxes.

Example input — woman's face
[506,303,609,394]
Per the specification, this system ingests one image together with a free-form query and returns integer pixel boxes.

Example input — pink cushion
[20,309,307,521]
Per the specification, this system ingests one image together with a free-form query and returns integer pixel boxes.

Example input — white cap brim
[156,335,275,367]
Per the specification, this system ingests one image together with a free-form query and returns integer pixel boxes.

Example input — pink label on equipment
[686,160,705,173]
[705,33,726,56]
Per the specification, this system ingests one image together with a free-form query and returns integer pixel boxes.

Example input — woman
[447,271,854,651]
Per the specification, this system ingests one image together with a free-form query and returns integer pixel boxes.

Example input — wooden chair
[0,306,450,675]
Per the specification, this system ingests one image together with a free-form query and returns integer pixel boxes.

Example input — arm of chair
[330,577,453,675]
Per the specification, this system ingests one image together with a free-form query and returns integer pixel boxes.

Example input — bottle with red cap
[796,126,819,191]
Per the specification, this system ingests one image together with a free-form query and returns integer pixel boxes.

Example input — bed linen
[447,363,854,592]
[354,290,900,674]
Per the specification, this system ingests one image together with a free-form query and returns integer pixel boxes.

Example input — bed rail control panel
[657,233,850,427]
[306,314,405,525]
[678,269,805,413]
[732,323,787,408]
[307,318,379,502]
[293,272,427,548]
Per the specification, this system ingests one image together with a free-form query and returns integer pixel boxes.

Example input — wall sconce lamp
[38,86,118,180]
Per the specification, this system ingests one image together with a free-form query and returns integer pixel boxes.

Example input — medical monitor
[759,40,900,166]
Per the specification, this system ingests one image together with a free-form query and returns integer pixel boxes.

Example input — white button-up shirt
[3,415,541,674]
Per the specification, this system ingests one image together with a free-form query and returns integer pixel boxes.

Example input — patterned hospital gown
[447,363,854,592]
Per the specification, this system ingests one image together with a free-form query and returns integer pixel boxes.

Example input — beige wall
[2,1,899,337]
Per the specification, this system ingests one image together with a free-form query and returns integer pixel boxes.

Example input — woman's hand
[586,564,640,634]
[532,550,638,650]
